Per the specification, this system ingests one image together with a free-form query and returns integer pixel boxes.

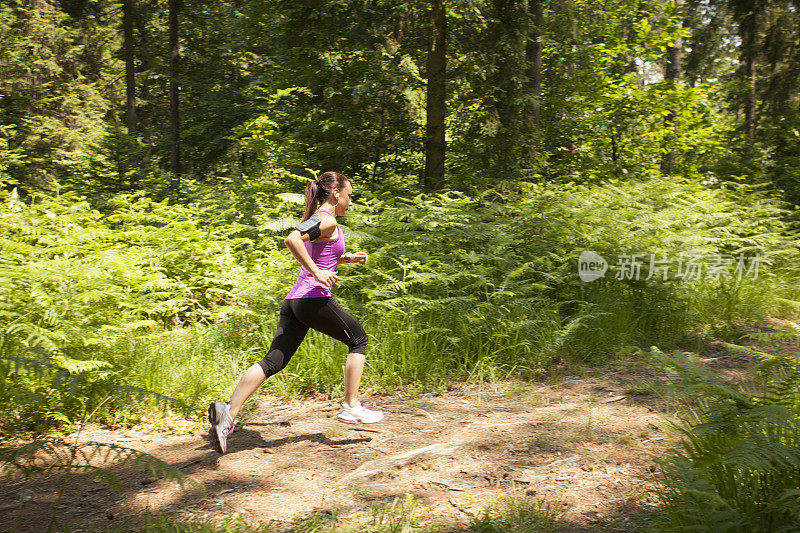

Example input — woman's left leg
[290,298,379,421]
[343,351,366,407]
[209,301,308,453]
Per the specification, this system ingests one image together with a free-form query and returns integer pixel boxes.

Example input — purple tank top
[285,209,345,299]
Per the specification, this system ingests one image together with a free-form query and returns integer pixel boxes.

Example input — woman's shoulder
[313,211,339,240]
[314,210,337,226]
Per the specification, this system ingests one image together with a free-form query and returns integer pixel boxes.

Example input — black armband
[295,215,322,240]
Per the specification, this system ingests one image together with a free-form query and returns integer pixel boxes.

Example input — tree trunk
[738,9,758,142]
[525,0,542,130]
[26,0,42,92]
[122,0,137,137]
[424,0,446,190]
[523,0,543,168]
[660,0,682,175]
[682,0,699,87]
[744,54,756,141]
[393,12,407,47]
[135,1,153,168]
[168,0,181,186]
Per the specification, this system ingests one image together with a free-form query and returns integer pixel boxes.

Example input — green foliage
[113,319,270,409]
[0,0,113,190]
[60,129,175,203]
[2,0,797,205]
[0,188,248,347]
[134,514,273,533]
[133,493,556,532]
[0,351,186,432]
[3,170,799,427]
[3,3,800,529]
[256,173,800,397]
[649,345,800,532]
[0,188,259,429]
[354,174,797,361]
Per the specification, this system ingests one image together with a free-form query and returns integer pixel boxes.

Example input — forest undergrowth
[3,172,800,531]
[2,172,799,430]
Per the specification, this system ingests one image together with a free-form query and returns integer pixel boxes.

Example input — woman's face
[334,181,353,216]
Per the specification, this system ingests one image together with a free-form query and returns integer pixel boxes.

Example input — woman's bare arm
[283,216,339,287]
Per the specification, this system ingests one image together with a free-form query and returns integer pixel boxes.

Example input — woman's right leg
[228,364,267,420]
[229,300,308,419]
[210,300,308,453]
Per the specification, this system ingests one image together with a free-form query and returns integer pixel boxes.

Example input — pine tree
[523,0,543,168]
[661,0,683,175]
[168,0,181,188]
[424,0,446,190]
[0,0,109,191]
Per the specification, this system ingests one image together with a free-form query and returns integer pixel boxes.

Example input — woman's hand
[313,269,339,287]
[348,252,369,265]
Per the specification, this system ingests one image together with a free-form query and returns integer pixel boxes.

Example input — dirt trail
[0,369,677,532]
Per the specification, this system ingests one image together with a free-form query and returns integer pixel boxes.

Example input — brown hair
[301,171,350,221]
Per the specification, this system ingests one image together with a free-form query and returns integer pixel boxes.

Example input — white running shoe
[208,401,235,453]
[338,401,384,424]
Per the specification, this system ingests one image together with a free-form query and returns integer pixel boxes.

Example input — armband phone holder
[295,215,322,241]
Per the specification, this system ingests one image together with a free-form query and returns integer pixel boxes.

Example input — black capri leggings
[257,297,368,378]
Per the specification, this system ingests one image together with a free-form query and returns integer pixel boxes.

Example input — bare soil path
[0,366,680,532]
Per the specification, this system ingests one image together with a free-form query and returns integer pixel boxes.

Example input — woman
[208,171,383,454]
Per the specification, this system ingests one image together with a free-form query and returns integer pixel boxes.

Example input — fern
[5,171,800,420]
[275,192,304,204]
[651,346,800,532]
[0,438,200,491]
[0,351,188,431]
[0,436,203,533]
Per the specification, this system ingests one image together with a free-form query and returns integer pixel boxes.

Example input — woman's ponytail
[302,180,319,222]
[300,172,350,222]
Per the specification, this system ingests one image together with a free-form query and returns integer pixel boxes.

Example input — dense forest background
[2,0,798,199]
[3,1,800,530]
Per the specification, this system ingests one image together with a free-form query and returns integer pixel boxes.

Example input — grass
[114,320,263,407]
[465,494,563,533]
[110,299,568,416]
[624,379,659,396]
[131,514,273,532]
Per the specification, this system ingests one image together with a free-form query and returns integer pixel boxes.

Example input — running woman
[208,172,383,454]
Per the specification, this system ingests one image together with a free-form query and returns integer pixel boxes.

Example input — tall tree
[661,0,683,175]
[728,0,760,141]
[424,0,446,190]
[682,0,736,87]
[520,0,543,171]
[122,0,137,137]
[168,0,181,185]
[524,0,543,132]
[479,0,528,180]
[135,0,154,166]
[0,0,109,190]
